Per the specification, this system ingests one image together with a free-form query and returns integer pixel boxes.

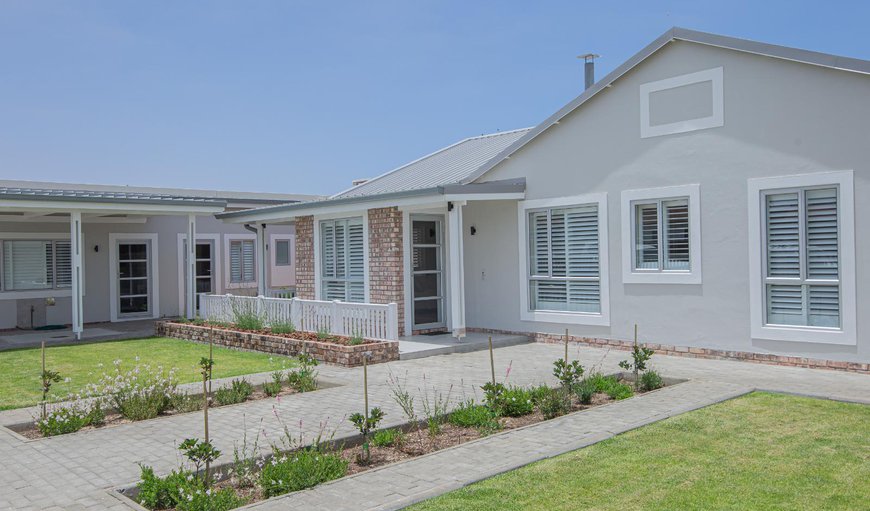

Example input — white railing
[197,294,399,341]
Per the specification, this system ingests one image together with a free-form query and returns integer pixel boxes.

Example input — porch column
[447,201,466,338]
[70,211,84,340]
[255,224,267,296]
[186,214,197,319]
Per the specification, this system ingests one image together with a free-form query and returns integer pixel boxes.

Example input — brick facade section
[157,321,398,367]
[466,328,870,375]
[368,207,405,336]
[295,215,315,299]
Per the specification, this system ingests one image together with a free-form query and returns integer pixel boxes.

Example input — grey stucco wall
[464,41,870,363]
[0,215,293,328]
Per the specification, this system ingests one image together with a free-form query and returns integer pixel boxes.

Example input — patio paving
[0,342,867,510]
[0,319,157,351]
[398,331,530,360]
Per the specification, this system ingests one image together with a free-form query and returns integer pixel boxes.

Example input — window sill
[622,271,702,285]
[751,324,855,346]
[521,310,610,326]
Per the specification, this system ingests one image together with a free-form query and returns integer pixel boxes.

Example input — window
[2,240,71,291]
[621,185,701,284]
[748,171,856,345]
[320,217,364,302]
[275,240,291,266]
[229,239,255,283]
[518,193,609,326]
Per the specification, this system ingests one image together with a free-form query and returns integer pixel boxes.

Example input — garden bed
[156,320,399,367]
[116,371,685,511]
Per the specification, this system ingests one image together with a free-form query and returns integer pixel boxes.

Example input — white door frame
[109,233,160,322]
[176,233,221,316]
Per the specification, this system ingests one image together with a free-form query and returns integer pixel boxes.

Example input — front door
[183,240,215,311]
[411,216,445,329]
[117,241,152,318]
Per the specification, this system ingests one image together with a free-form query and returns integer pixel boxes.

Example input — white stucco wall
[464,41,870,363]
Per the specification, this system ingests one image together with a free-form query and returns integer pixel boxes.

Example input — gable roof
[333,128,531,199]
[461,26,870,185]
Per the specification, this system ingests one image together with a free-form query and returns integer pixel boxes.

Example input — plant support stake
[564,328,569,364]
[40,340,46,420]
[489,336,496,385]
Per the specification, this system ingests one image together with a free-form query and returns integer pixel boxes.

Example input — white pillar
[255,224,267,296]
[447,201,466,339]
[70,211,84,340]
[186,214,197,319]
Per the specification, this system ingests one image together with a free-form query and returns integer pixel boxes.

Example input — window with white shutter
[1,239,72,291]
[763,187,840,328]
[229,239,256,283]
[522,193,609,324]
[748,171,855,345]
[621,185,701,284]
[320,217,365,302]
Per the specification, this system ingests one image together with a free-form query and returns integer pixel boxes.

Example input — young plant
[552,358,585,388]
[230,417,262,489]
[420,377,452,438]
[372,428,405,448]
[287,353,318,392]
[264,369,284,396]
[348,407,385,464]
[448,399,500,434]
[270,320,295,335]
[214,379,255,406]
[537,387,572,419]
[348,334,364,346]
[258,446,348,498]
[387,370,424,452]
[619,325,655,388]
[178,438,222,485]
[315,327,331,341]
[39,341,62,420]
[639,369,664,391]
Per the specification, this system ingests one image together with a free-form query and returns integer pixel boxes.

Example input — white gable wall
[464,41,870,363]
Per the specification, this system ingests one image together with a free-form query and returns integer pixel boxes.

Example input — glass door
[183,240,214,311]
[117,241,151,317]
[411,216,444,329]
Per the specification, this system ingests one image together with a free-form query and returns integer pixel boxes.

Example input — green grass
[409,392,870,511]
[0,337,296,410]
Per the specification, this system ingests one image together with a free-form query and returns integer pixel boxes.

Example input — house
[217,27,869,370]
[0,180,321,338]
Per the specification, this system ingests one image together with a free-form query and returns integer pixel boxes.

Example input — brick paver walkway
[1,342,868,510]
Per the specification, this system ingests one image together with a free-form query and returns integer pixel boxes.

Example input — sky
[1,1,868,196]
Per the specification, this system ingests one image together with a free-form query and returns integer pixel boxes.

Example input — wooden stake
[633,323,639,384]
[488,336,496,385]
[208,328,214,394]
[564,328,569,364]
[202,366,210,483]
[363,354,369,419]
[41,341,46,420]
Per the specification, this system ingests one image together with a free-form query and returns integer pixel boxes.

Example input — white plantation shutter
[54,241,72,288]
[320,217,365,302]
[764,187,840,328]
[242,241,255,282]
[529,205,600,313]
[3,240,51,290]
[230,240,255,283]
[634,203,659,269]
[663,199,689,270]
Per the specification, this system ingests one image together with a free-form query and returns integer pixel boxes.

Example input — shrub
[577,373,634,401]
[619,342,655,384]
[372,428,405,447]
[349,407,385,464]
[234,311,264,331]
[287,354,318,392]
[639,370,664,392]
[137,465,244,511]
[169,392,203,413]
[348,334,364,346]
[537,387,572,419]
[263,381,282,397]
[605,380,634,400]
[484,384,534,417]
[258,447,348,498]
[315,327,331,340]
[574,379,596,405]
[552,359,585,388]
[91,362,177,421]
[214,379,254,406]
[34,402,103,436]
[270,321,295,335]
[529,384,552,406]
[448,400,500,433]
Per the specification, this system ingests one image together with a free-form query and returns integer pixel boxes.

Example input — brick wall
[295,215,314,299]
[368,207,405,336]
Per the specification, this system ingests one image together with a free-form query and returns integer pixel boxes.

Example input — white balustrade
[196,294,399,341]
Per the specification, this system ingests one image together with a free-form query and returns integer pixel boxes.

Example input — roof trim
[461,26,870,185]
[216,178,526,222]
[0,190,227,209]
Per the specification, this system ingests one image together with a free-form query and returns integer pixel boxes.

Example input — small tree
[178,438,222,485]
[198,356,215,480]
[349,407,385,465]
[619,324,654,388]
[40,341,61,420]
[552,359,584,389]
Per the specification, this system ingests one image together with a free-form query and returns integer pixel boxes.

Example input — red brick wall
[368,207,405,336]
[295,215,314,299]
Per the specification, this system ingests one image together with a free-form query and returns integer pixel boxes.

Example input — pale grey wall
[465,41,870,363]
[0,215,293,328]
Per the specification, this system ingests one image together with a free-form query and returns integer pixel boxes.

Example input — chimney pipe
[578,53,600,90]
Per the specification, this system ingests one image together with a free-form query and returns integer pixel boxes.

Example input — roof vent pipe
[578,53,599,90]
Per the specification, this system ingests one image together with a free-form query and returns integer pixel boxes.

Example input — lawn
[0,337,295,410]
[409,392,870,511]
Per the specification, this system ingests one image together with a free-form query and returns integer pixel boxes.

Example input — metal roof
[461,26,870,185]
[333,128,531,199]
[0,186,227,208]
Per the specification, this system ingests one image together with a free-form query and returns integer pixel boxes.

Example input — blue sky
[1,1,867,196]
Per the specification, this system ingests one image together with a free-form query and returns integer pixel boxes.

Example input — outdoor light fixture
[470,226,477,235]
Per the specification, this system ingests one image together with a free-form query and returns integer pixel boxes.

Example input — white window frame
[0,232,83,300]
[109,232,160,322]
[517,193,610,326]
[621,184,702,284]
[313,211,370,303]
[640,67,723,139]
[748,171,856,345]
[223,234,257,289]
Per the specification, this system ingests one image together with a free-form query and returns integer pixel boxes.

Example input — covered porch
[0,187,226,340]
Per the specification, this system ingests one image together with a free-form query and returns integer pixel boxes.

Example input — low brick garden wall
[156,321,399,367]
